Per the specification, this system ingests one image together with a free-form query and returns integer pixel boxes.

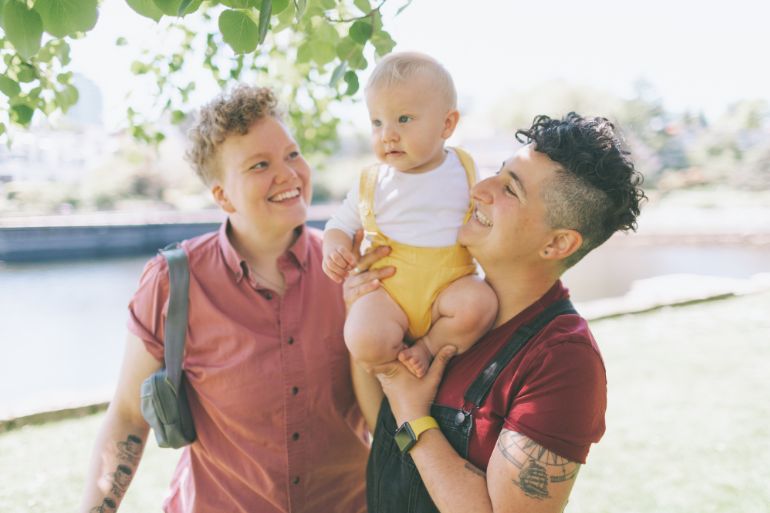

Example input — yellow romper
[358,147,478,340]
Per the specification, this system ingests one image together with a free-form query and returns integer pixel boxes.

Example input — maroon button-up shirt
[128,223,368,513]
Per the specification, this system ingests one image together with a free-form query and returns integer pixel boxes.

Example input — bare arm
[79,333,162,513]
[408,427,580,513]
[378,350,581,513]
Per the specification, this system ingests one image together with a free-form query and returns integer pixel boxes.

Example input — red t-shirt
[128,223,368,513]
[434,281,606,466]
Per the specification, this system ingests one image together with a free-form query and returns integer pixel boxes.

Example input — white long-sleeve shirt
[325,149,471,247]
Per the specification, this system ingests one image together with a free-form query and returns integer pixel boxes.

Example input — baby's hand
[323,245,359,283]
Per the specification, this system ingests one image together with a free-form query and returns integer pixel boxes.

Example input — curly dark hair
[186,85,280,185]
[516,113,646,268]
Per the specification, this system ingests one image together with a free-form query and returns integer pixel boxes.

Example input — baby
[323,52,497,377]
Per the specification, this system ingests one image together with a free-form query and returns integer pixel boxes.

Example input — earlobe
[212,183,236,213]
[442,110,460,139]
[542,230,583,261]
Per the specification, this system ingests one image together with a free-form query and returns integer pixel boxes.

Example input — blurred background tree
[0,0,404,153]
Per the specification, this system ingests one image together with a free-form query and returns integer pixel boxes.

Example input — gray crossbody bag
[140,244,197,448]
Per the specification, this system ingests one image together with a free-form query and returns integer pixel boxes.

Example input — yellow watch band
[409,416,439,439]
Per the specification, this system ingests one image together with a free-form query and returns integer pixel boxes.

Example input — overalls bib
[358,147,478,340]
[366,299,577,513]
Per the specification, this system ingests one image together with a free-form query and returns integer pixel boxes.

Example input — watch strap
[409,416,439,439]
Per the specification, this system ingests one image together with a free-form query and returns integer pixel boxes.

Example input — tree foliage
[0,0,406,152]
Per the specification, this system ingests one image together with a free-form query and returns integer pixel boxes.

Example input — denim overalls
[366,299,577,513]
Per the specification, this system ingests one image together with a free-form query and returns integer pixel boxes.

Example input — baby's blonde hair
[366,51,457,110]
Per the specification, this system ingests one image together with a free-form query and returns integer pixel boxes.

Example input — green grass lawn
[2,291,769,513]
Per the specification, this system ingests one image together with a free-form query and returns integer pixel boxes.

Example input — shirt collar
[218,221,310,282]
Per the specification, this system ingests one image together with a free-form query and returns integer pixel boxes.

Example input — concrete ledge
[0,402,108,433]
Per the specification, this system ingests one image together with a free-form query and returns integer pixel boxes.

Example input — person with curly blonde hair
[80,85,374,513]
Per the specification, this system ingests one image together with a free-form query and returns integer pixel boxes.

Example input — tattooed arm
[79,334,162,513]
[486,429,580,512]
[408,427,580,513]
[378,347,583,513]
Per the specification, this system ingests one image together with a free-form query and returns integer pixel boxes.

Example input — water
[1,241,769,418]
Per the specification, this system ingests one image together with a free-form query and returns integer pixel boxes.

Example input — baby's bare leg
[345,288,409,371]
[400,275,497,377]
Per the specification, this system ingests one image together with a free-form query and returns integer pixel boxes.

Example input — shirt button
[287,336,294,345]
[291,386,299,395]
[293,476,300,485]
[292,432,300,441]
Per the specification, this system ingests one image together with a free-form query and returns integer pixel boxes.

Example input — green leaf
[219,0,253,7]
[294,0,306,21]
[371,29,396,57]
[16,63,38,83]
[353,0,370,13]
[349,50,367,70]
[330,61,346,86]
[337,37,366,69]
[56,83,79,110]
[319,0,335,9]
[0,122,5,136]
[257,0,272,44]
[2,1,43,60]
[343,70,359,96]
[272,0,289,15]
[0,75,21,98]
[116,36,128,46]
[125,0,163,21]
[218,9,259,54]
[10,104,34,125]
[296,42,312,63]
[349,20,372,44]
[56,71,73,84]
[33,0,98,38]
[311,41,336,66]
[396,0,413,16]
[0,0,7,26]
[152,0,201,16]
[171,109,186,124]
[177,0,194,16]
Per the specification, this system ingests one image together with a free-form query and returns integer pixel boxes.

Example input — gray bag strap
[159,244,189,391]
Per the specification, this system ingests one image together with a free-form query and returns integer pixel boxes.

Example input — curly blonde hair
[186,85,280,185]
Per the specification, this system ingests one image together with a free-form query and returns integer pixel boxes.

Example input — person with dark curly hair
[346,112,645,513]
[79,85,376,513]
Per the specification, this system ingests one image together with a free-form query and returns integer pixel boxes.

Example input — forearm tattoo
[89,434,144,512]
[496,430,580,500]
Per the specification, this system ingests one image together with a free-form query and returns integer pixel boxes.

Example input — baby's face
[366,75,457,173]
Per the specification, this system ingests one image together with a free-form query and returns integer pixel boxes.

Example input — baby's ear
[442,110,460,139]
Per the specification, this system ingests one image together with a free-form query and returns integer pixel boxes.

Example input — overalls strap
[449,147,478,224]
[358,164,381,239]
[464,298,577,409]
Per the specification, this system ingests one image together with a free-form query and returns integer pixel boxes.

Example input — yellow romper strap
[450,147,478,223]
[358,164,381,239]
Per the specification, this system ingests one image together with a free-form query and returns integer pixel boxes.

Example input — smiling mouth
[474,208,493,227]
[269,188,300,202]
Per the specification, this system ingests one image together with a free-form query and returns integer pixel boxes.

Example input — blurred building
[0,75,116,184]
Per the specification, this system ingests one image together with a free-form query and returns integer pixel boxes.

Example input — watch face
[394,423,416,454]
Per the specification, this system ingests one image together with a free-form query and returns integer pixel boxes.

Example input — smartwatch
[394,416,439,454]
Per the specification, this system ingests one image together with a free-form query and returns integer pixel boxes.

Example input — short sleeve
[324,182,362,238]
[505,339,607,464]
[126,255,170,362]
